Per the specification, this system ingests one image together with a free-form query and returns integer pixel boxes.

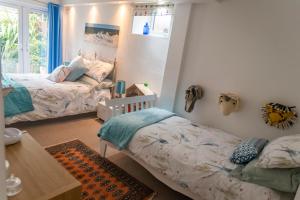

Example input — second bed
[5,73,111,124]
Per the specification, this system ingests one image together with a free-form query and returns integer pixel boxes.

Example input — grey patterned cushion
[230,138,268,164]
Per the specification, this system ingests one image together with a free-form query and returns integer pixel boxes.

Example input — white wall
[62,3,170,95]
[159,3,191,110]
[174,0,300,140]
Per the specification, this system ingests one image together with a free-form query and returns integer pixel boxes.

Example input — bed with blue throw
[4,73,111,124]
[99,108,294,200]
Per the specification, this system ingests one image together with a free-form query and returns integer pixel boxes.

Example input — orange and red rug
[46,140,155,200]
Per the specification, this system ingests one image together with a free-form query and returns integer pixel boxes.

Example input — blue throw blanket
[2,75,34,117]
[99,108,175,150]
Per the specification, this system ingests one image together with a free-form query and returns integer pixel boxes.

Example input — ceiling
[61,0,215,6]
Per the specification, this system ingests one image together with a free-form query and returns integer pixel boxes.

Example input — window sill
[131,33,170,39]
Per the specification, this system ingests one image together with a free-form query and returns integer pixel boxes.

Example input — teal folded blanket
[98,107,175,150]
[2,75,34,117]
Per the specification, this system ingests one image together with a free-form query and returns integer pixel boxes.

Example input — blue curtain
[48,3,62,73]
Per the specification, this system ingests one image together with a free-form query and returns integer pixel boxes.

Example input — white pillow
[47,65,71,83]
[256,134,300,168]
[84,59,113,83]
[68,56,85,69]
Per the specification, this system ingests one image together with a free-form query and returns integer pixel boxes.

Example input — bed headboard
[107,59,117,83]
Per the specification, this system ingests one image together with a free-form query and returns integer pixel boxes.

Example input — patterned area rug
[46,140,155,200]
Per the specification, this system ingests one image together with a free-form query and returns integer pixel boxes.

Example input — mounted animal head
[185,85,203,113]
[218,93,240,116]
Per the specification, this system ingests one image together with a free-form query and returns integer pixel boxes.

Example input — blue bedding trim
[98,108,175,150]
[2,75,34,117]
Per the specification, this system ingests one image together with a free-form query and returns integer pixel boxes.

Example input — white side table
[97,101,113,121]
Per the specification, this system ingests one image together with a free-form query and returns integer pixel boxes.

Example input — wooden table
[5,133,81,200]
[2,87,12,96]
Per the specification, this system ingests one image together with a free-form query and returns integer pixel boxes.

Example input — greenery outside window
[0,2,48,74]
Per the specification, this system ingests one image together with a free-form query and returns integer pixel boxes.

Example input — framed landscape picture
[84,23,120,48]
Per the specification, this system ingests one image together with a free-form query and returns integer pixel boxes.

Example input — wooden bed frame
[99,95,300,200]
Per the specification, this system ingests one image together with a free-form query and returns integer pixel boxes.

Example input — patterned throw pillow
[47,65,71,83]
[65,67,87,81]
[230,138,268,164]
[84,59,114,83]
[256,135,300,168]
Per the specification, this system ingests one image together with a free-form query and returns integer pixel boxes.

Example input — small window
[132,4,173,38]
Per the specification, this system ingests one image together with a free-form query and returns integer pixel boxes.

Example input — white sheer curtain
[133,3,174,16]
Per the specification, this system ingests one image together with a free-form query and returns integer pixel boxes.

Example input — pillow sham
[230,159,300,193]
[47,65,70,83]
[78,75,114,89]
[84,59,113,83]
[230,138,268,164]
[256,134,300,168]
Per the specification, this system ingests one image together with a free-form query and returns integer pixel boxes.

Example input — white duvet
[5,73,111,124]
[128,116,293,200]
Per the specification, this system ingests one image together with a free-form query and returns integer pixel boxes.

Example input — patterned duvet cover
[127,116,293,200]
[5,73,111,124]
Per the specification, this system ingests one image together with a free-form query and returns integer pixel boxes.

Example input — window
[0,5,19,73]
[28,11,48,74]
[132,4,173,38]
[0,2,48,74]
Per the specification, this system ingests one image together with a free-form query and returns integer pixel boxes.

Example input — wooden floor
[14,115,191,200]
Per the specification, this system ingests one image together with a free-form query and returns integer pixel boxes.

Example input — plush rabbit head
[219,93,240,116]
[185,85,203,113]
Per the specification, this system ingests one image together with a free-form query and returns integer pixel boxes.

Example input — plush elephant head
[219,93,240,116]
[185,85,203,113]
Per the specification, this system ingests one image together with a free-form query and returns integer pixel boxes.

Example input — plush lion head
[262,103,297,129]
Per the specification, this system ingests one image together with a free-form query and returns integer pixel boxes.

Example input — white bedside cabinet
[97,101,113,121]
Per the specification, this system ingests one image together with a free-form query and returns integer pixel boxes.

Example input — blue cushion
[230,138,268,164]
[65,67,87,81]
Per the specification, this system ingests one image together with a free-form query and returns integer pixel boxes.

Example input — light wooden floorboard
[14,115,191,200]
